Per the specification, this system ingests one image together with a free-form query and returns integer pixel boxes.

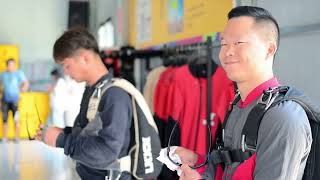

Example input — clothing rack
[101,37,218,152]
[101,40,220,61]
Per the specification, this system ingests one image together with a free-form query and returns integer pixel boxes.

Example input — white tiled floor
[0,140,80,180]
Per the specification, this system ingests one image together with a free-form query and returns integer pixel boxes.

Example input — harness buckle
[258,87,280,110]
[241,135,256,152]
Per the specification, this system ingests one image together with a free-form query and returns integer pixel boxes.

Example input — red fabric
[238,77,280,108]
[154,67,176,120]
[232,154,256,180]
[215,165,224,180]
[167,65,235,156]
[195,155,207,174]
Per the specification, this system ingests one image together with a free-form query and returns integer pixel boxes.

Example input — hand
[35,124,62,147]
[179,164,201,180]
[21,86,28,92]
[20,81,29,92]
[175,147,198,166]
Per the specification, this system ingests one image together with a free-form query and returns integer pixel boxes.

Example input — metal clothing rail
[100,40,220,60]
[101,37,215,153]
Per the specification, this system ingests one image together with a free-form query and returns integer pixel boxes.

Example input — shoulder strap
[212,86,318,167]
[86,78,157,132]
[215,91,241,149]
[222,90,241,129]
[241,86,289,151]
[86,79,113,122]
[243,87,320,180]
[109,78,158,133]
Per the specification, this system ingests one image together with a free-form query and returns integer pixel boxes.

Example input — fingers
[180,164,191,173]
[35,125,47,141]
[174,147,198,165]
[32,124,45,141]
[35,129,43,141]
[179,164,189,180]
[179,164,201,180]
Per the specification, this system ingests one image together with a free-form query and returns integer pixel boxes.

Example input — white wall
[0,0,68,63]
[256,0,320,102]
[258,0,320,27]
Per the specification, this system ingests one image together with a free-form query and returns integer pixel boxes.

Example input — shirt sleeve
[254,100,312,180]
[18,70,27,83]
[56,87,132,170]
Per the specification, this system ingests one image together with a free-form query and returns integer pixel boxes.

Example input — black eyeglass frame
[166,119,212,169]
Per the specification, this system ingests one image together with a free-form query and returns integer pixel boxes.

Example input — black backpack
[213,86,320,179]
[87,78,162,179]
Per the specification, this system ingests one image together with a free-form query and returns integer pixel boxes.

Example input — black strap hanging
[206,36,213,153]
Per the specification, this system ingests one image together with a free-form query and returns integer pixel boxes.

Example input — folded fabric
[156,146,182,176]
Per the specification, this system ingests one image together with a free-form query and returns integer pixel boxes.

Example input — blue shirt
[0,70,27,103]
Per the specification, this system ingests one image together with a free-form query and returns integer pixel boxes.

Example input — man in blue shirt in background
[0,59,29,141]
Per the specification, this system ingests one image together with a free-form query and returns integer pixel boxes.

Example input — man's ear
[78,50,89,65]
[267,41,277,58]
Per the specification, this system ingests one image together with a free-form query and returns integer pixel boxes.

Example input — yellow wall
[0,92,50,139]
[0,45,19,72]
[129,0,234,48]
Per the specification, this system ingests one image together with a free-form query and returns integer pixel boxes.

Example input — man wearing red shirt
[176,6,312,180]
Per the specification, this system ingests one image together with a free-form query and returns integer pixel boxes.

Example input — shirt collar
[238,77,280,108]
[92,73,113,88]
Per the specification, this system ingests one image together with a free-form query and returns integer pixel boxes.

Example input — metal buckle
[257,88,279,110]
[222,129,225,143]
[231,90,240,105]
[241,135,256,152]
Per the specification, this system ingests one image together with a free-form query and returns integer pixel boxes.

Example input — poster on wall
[130,0,233,47]
[136,0,152,43]
[168,0,184,34]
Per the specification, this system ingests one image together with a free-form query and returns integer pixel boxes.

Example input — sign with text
[129,0,234,47]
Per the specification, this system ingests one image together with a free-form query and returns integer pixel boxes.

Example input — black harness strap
[242,86,289,150]
[213,86,290,165]
[215,91,241,150]
[210,149,254,165]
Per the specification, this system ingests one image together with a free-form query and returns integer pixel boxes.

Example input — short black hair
[6,58,15,66]
[228,6,280,48]
[53,28,99,62]
[50,68,62,78]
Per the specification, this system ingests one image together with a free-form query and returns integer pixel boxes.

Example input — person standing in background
[0,59,29,141]
[48,69,85,129]
[48,68,68,128]
[63,75,85,127]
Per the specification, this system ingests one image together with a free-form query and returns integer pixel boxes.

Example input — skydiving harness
[209,85,320,180]
[211,86,289,165]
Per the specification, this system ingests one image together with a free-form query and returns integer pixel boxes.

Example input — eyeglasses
[166,119,212,169]
[25,103,42,140]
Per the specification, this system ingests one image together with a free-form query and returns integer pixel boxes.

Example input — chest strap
[213,86,289,165]
[210,149,254,165]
